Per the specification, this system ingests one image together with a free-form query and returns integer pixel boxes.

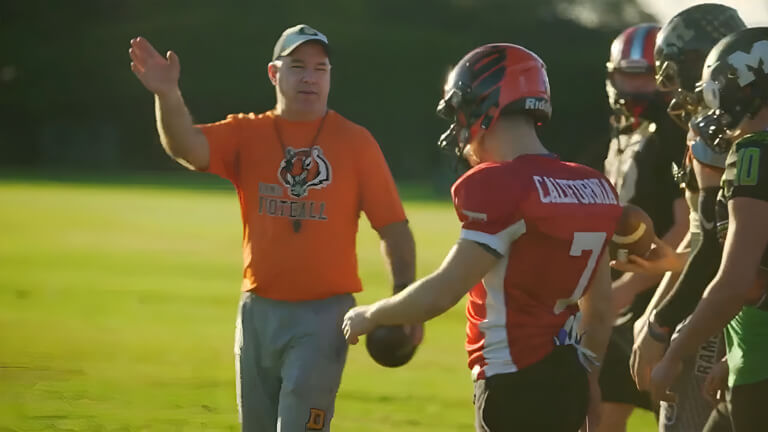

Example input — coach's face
[269,42,330,118]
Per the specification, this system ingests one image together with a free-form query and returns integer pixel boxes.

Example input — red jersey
[451,154,621,380]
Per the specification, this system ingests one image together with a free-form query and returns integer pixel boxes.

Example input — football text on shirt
[532,176,617,205]
[257,182,328,221]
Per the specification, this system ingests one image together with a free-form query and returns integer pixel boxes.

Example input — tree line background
[0,0,656,185]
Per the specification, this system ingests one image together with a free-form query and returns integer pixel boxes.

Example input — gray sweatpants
[234,292,354,432]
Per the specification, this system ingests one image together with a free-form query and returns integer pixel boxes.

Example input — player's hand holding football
[129,37,181,96]
[611,236,687,275]
[342,305,376,345]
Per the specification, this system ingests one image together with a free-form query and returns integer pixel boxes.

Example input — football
[609,204,655,262]
[365,325,417,368]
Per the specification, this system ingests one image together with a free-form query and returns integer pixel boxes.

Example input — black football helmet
[436,44,551,160]
[654,3,746,128]
[693,27,768,152]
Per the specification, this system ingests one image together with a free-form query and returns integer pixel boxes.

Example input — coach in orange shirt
[129,24,418,431]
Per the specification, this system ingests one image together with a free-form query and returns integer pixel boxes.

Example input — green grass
[0,173,656,431]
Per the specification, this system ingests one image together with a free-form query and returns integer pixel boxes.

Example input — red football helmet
[436,44,551,157]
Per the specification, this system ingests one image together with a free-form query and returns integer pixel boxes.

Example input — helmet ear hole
[480,115,493,129]
[478,98,500,130]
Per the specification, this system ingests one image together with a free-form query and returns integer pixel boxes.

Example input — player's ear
[267,61,279,86]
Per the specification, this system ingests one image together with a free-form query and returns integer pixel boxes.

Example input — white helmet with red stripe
[606,23,663,122]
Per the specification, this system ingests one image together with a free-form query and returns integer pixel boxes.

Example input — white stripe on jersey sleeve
[460,219,527,256]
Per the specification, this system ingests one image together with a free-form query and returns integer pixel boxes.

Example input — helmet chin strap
[437,123,474,172]
[456,127,476,169]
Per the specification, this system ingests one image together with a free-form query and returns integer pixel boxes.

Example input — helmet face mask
[610,90,655,113]
[691,109,735,153]
[666,87,703,128]
[606,79,667,127]
[436,44,551,162]
[655,59,680,92]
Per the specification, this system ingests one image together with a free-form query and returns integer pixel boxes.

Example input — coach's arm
[376,220,422,343]
[129,37,210,170]
[376,221,416,294]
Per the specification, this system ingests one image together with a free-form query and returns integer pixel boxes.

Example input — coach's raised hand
[129,37,180,95]
[128,36,209,171]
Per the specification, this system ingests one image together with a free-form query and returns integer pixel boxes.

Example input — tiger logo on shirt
[278,146,332,198]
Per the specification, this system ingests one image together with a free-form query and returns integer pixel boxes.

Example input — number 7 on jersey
[554,232,607,314]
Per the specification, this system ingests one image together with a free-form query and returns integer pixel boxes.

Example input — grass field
[0,173,656,431]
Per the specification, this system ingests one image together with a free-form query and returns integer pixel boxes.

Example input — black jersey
[605,120,686,321]
[605,121,686,236]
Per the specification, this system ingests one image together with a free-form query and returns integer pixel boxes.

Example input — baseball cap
[272,24,329,61]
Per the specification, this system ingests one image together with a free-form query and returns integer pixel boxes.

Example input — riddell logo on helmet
[525,98,551,113]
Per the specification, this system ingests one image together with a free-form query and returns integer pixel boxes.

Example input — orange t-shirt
[196,110,406,301]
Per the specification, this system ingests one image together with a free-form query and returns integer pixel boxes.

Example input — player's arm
[650,157,725,333]
[368,239,496,323]
[665,197,692,249]
[637,230,690,321]
[343,239,498,343]
[609,198,689,313]
[578,251,613,373]
[578,250,613,430]
[129,37,209,170]
[629,263,684,390]
[651,187,723,336]
[664,196,768,361]
[375,221,416,294]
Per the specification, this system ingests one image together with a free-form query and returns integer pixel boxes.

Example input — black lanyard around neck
[272,110,329,233]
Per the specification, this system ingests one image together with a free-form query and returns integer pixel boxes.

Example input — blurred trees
[0,0,655,180]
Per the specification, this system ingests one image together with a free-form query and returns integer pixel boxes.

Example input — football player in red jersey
[343,44,622,432]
